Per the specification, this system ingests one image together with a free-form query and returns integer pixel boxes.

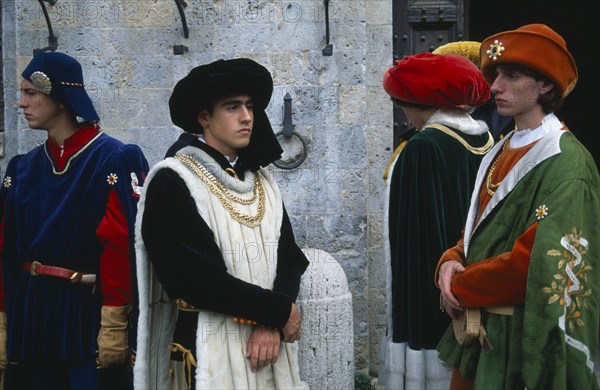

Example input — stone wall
[1,0,393,375]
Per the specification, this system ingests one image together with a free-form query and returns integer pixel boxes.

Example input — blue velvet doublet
[0,133,147,361]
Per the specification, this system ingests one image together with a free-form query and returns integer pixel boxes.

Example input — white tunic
[134,147,307,389]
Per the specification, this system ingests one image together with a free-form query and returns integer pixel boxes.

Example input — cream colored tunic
[134,147,307,389]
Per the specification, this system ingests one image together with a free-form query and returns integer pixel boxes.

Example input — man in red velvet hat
[436,24,600,389]
[0,51,148,389]
[433,41,515,141]
[379,52,493,389]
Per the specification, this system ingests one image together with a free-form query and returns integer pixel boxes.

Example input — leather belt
[483,305,514,316]
[453,308,486,349]
[453,306,514,352]
[23,261,96,286]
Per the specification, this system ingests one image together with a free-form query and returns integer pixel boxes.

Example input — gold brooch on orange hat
[486,40,505,61]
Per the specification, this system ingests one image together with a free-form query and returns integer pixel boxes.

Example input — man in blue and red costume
[0,51,148,389]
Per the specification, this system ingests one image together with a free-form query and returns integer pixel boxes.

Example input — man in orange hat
[436,24,600,389]
[379,52,493,389]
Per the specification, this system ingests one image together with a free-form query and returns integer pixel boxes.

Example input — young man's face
[490,66,553,118]
[18,79,63,130]
[197,94,254,160]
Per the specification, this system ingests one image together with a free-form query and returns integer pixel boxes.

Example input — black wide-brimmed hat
[22,51,99,122]
[169,58,282,170]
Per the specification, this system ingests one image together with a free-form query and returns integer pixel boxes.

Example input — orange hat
[480,24,578,98]
[383,52,490,108]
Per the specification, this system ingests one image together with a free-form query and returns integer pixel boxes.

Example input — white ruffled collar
[509,113,563,148]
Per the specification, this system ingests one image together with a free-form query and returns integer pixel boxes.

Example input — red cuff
[434,237,465,288]
[452,223,537,307]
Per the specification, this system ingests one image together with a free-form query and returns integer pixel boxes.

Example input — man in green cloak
[436,24,600,389]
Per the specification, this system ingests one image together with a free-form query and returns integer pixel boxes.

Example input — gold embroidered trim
[382,139,409,181]
[543,227,592,333]
[426,124,494,155]
[175,154,265,227]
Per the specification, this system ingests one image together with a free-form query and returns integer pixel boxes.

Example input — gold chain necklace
[426,124,494,155]
[175,154,266,227]
[485,140,510,196]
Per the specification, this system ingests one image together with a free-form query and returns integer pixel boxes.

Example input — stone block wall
[1,0,393,375]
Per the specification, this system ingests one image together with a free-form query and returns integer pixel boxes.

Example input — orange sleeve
[451,223,537,307]
[96,189,132,306]
[434,236,466,288]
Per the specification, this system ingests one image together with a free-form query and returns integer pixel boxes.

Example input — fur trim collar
[426,109,489,135]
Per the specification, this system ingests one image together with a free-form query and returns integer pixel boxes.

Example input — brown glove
[97,305,132,368]
[0,312,7,370]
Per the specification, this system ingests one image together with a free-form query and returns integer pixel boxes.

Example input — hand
[246,326,281,372]
[281,303,301,343]
[438,261,465,318]
[97,305,132,368]
[441,300,464,321]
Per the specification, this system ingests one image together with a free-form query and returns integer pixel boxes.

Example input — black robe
[388,125,489,349]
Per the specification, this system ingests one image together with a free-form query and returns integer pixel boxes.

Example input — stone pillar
[297,248,354,390]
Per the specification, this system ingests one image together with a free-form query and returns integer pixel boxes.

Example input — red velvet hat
[383,52,490,108]
[480,24,578,98]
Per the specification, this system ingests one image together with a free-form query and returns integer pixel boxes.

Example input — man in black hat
[0,51,148,389]
[134,58,309,389]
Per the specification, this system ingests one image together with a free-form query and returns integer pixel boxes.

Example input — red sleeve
[434,235,466,288]
[451,223,537,308]
[96,189,132,306]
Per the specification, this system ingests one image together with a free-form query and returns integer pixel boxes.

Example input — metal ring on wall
[273,131,308,170]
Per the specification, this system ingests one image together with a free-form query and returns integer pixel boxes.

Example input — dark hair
[391,97,434,111]
[200,86,256,116]
[491,63,564,113]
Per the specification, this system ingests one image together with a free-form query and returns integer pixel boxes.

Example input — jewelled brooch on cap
[487,40,505,61]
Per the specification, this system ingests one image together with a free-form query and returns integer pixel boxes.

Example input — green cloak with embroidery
[437,130,600,389]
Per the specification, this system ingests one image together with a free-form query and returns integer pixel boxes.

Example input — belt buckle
[30,261,41,276]
[70,272,82,284]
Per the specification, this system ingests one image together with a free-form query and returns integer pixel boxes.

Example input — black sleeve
[141,168,292,328]
[272,206,309,301]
